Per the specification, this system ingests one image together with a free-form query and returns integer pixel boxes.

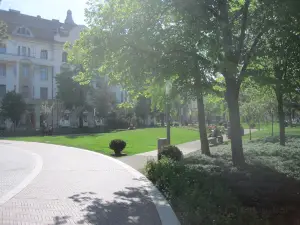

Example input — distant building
[0,9,126,129]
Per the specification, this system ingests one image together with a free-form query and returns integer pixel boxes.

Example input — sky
[0,0,93,25]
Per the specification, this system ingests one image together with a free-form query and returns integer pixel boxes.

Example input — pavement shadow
[65,185,162,225]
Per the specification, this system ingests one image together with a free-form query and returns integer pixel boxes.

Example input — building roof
[0,9,78,42]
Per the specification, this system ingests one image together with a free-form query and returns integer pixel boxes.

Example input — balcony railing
[0,51,50,61]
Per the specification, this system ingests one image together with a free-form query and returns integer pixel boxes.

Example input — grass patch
[145,136,300,225]
[243,124,300,140]
[9,127,199,156]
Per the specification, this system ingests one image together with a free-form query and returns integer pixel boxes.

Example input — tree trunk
[160,113,165,127]
[166,102,171,144]
[276,88,285,146]
[197,94,210,156]
[225,79,245,166]
[271,113,274,136]
[249,126,252,140]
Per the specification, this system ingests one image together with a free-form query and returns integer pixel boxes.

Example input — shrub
[109,139,126,155]
[158,145,183,161]
[145,158,261,225]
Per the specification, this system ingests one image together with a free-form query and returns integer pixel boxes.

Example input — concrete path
[119,129,257,171]
[0,141,180,225]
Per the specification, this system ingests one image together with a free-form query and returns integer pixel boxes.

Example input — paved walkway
[0,141,180,225]
[120,129,256,170]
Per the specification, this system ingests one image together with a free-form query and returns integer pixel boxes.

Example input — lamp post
[165,80,172,144]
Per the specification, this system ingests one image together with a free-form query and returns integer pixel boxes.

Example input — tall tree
[89,82,115,118]
[0,91,26,130]
[69,0,213,156]
[56,68,90,128]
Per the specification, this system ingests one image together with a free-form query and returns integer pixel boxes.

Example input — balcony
[0,51,54,66]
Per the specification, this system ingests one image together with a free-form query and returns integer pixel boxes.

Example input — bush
[145,138,300,225]
[145,158,261,225]
[158,145,183,161]
[109,139,126,155]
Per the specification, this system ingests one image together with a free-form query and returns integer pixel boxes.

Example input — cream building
[0,9,126,130]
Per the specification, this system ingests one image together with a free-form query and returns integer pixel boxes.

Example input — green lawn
[243,123,300,140]
[10,127,199,156]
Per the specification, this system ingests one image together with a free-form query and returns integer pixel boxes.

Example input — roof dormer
[14,26,33,37]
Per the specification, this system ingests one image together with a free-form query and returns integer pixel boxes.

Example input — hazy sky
[0,0,93,25]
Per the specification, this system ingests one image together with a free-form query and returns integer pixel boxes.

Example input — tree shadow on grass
[65,185,162,225]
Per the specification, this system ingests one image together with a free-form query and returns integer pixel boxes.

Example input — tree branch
[239,29,265,80]
[219,0,233,57]
[236,0,250,62]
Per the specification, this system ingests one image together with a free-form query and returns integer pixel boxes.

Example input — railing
[0,51,50,61]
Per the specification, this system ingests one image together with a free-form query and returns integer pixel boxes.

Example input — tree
[56,68,90,128]
[251,23,300,145]
[71,0,300,163]
[89,82,115,118]
[69,0,213,156]
[0,0,8,42]
[0,91,26,130]
[169,0,300,164]
[134,96,151,125]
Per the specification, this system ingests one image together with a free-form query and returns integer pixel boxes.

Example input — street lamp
[165,80,172,144]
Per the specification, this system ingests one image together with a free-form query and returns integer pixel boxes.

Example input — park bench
[208,136,223,146]
[208,137,217,145]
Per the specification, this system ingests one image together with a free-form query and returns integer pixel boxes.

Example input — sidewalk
[119,140,201,171]
[119,129,256,171]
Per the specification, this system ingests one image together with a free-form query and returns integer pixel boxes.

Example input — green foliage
[106,111,130,130]
[134,96,151,122]
[0,91,26,126]
[146,137,300,225]
[0,20,7,42]
[145,158,261,225]
[109,139,126,155]
[158,145,183,161]
[89,82,115,118]
[56,68,90,109]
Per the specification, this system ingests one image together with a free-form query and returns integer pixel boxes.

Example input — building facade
[0,9,126,129]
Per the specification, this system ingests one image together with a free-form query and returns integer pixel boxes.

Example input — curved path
[0,141,180,225]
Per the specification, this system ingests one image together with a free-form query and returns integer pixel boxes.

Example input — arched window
[16,27,32,36]
[62,52,68,63]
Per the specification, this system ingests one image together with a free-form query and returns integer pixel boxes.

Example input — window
[21,85,29,98]
[22,46,26,56]
[40,50,48,59]
[18,46,31,56]
[40,66,48,81]
[22,64,30,77]
[40,87,48,100]
[0,85,6,97]
[17,27,31,36]
[0,64,6,76]
[62,52,67,63]
[0,43,6,54]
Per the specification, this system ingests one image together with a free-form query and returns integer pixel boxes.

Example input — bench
[208,137,217,145]
[208,136,223,146]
